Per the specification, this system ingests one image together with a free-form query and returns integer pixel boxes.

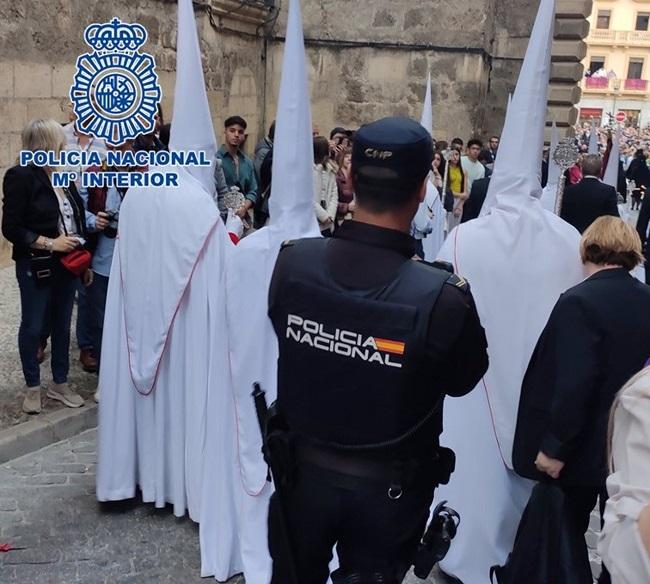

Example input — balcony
[585,77,609,89]
[583,77,649,93]
[625,78,648,90]
[588,29,650,46]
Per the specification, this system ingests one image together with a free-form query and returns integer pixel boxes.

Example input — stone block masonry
[0,0,591,264]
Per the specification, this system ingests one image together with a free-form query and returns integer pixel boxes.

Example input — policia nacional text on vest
[262,239,461,583]
[259,116,488,584]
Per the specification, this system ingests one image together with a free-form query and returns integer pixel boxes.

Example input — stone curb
[0,401,97,464]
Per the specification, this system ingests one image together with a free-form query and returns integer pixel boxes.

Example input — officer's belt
[295,442,445,483]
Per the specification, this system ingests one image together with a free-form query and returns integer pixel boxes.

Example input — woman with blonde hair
[599,366,650,583]
[513,216,650,584]
[2,119,93,414]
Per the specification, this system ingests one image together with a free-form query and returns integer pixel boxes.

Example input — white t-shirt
[461,156,486,192]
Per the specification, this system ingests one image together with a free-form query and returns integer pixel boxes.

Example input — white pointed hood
[420,71,433,135]
[169,0,217,195]
[481,0,555,214]
[588,119,599,155]
[225,6,320,577]
[433,0,584,490]
[116,0,224,394]
[415,71,446,258]
[603,126,621,188]
[268,0,318,236]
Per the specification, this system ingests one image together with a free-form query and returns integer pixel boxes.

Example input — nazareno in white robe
[432,198,584,584]
[96,168,242,580]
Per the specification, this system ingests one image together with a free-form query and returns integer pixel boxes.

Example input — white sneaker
[94,387,100,403]
[46,383,84,408]
[22,387,42,414]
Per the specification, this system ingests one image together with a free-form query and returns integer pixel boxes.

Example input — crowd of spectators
[574,122,650,167]
[2,107,509,415]
[11,106,650,419]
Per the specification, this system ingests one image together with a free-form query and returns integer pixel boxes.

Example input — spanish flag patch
[374,338,406,356]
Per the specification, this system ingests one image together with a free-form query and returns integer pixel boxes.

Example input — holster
[263,403,297,489]
[432,447,456,486]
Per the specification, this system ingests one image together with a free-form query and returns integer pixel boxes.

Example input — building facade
[578,0,650,127]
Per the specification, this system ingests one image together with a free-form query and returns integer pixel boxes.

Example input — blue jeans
[75,279,94,351]
[15,258,76,387]
[86,273,109,369]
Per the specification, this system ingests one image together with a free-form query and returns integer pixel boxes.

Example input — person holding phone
[2,118,91,414]
[329,127,350,161]
[80,140,143,399]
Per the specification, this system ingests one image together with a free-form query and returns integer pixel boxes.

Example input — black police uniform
[266,118,488,584]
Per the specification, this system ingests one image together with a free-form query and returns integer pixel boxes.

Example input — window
[597,10,611,29]
[579,109,603,126]
[636,13,650,31]
[589,56,606,74]
[628,58,644,79]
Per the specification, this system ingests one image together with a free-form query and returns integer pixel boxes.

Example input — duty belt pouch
[265,403,297,488]
[29,251,54,287]
[435,447,456,486]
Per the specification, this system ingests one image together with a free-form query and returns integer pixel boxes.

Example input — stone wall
[0,0,266,263]
[0,0,591,264]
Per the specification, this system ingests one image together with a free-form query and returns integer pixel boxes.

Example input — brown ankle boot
[79,349,98,373]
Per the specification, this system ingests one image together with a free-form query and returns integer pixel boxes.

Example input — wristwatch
[43,238,53,251]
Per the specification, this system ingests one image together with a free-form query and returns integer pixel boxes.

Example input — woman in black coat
[2,119,93,414]
[513,216,650,584]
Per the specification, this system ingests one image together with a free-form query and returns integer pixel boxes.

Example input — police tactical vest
[269,237,451,453]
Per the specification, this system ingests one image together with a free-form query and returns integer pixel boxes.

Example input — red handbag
[60,249,92,276]
[57,188,92,277]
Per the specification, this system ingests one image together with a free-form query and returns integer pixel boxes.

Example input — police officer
[267,117,489,584]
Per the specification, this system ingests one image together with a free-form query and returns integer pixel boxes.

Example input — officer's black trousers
[268,462,435,584]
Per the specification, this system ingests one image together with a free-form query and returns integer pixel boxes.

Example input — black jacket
[626,157,650,190]
[461,176,490,223]
[513,268,650,486]
[617,160,627,200]
[541,159,548,189]
[2,164,88,260]
[560,177,619,234]
[637,190,650,247]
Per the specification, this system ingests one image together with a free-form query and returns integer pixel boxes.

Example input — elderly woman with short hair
[2,118,91,414]
[513,216,650,584]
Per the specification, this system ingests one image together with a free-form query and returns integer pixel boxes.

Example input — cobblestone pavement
[0,266,97,430]
[0,429,244,584]
[0,429,604,584]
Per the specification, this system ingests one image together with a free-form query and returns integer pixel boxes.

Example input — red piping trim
[120,219,220,397]
[453,226,508,467]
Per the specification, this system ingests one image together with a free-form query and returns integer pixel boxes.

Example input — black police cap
[352,117,434,187]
